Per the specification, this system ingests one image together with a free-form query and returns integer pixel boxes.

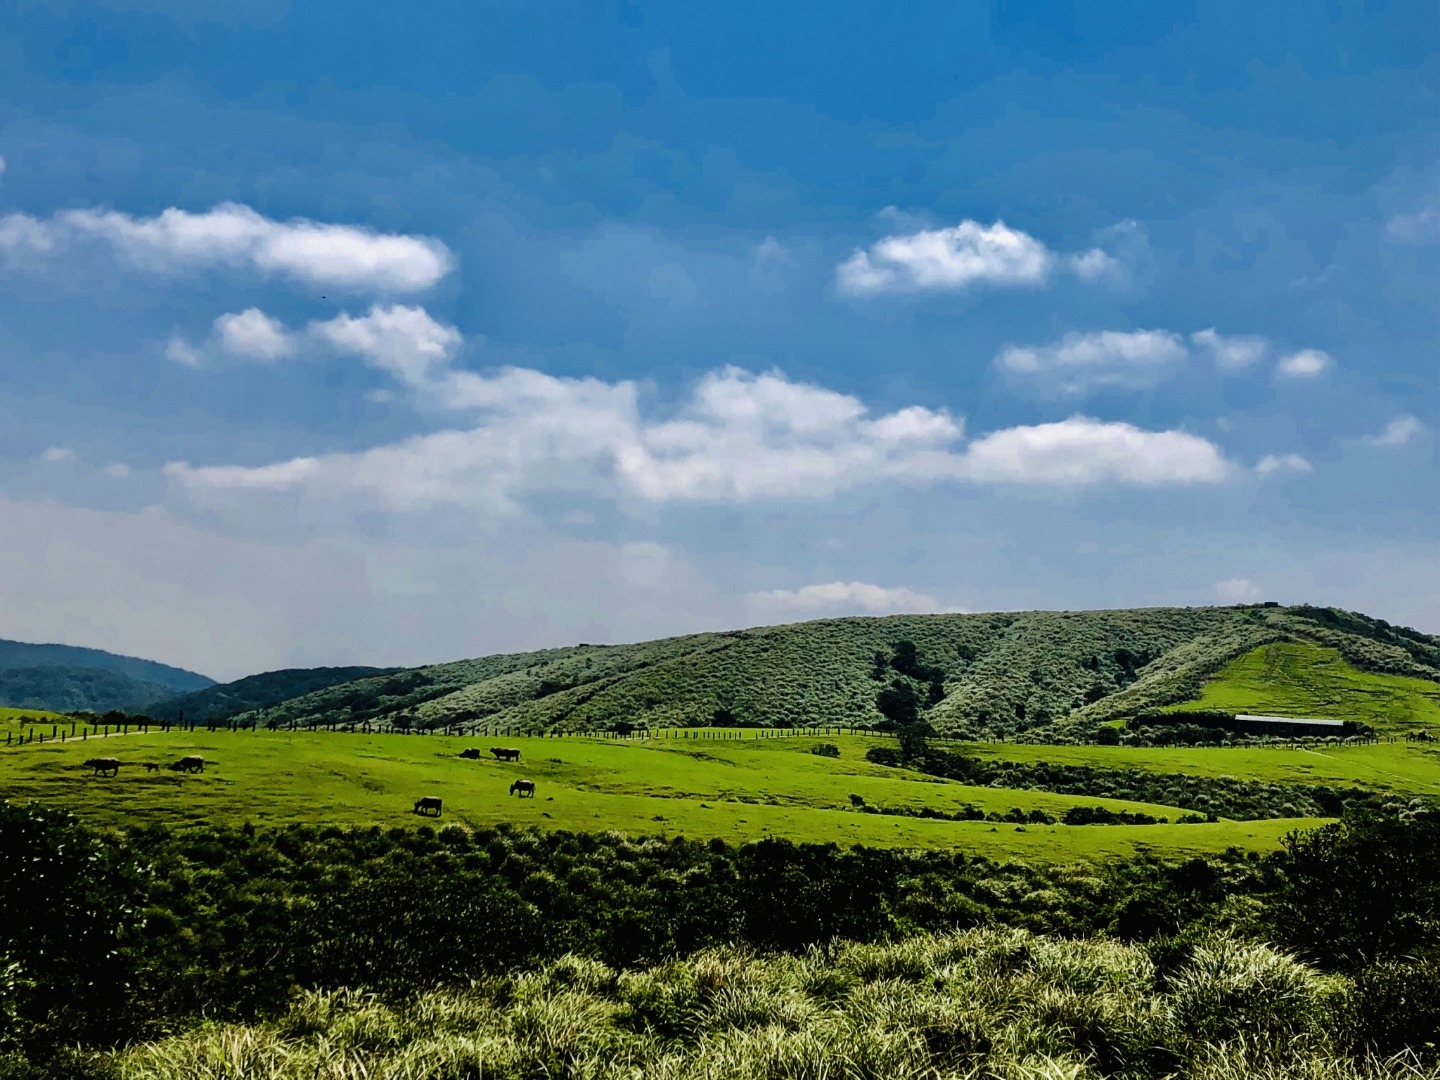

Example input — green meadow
[1167,641,1440,733]
[0,727,1367,859]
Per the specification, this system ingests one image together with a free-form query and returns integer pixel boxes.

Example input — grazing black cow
[170,755,205,773]
[459,748,482,759]
[143,762,161,772]
[84,757,120,777]
[491,747,521,762]
[414,796,443,817]
[510,779,536,798]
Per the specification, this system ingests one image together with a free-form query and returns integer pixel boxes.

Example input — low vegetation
[1,805,1435,1078]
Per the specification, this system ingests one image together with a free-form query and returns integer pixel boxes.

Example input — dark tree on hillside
[876,679,922,729]
[897,719,934,761]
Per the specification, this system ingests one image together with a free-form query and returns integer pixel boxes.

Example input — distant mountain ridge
[225,604,1439,740]
[0,637,213,713]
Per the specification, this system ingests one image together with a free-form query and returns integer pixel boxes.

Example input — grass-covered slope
[0,728,1329,858]
[0,636,214,713]
[0,637,213,691]
[1164,641,1440,733]
[233,605,1439,739]
[147,665,397,725]
[0,664,186,712]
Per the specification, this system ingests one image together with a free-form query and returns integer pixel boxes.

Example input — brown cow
[170,755,205,773]
[509,779,536,798]
[490,747,521,762]
[84,757,120,777]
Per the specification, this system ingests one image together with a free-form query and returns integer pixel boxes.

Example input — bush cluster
[865,746,1421,820]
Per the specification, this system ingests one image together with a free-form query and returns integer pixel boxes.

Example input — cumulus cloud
[1256,453,1313,476]
[996,330,1188,395]
[958,417,1231,486]
[1276,349,1333,379]
[164,334,202,368]
[214,308,296,362]
[1364,414,1424,447]
[0,202,453,292]
[745,580,946,618]
[0,213,55,255]
[165,318,1237,513]
[1214,578,1263,604]
[836,218,1116,296]
[170,303,459,377]
[101,463,132,479]
[1385,203,1440,244]
[1191,328,1268,370]
[39,446,76,463]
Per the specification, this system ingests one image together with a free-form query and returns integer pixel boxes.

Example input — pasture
[0,727,1350,859]
[1166,642,1440,733]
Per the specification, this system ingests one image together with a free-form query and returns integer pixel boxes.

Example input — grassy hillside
[0,636,214,713]
[1165,641,1440,733]
[0,637,213,691]
[228,605,1439,740]
[5,726,1429,859]
[0,664,186,713]
[147,665,396,725]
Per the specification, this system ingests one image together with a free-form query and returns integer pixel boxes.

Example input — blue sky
[0,0,1435,680]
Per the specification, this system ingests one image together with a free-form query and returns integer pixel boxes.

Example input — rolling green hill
[0,636,213,712]
[147,665,396,725]
[229,604,1438,740]
[1165,641,1440,733]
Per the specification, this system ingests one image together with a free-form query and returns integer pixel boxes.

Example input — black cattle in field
[491,747,521,762]
[84,757,120,777]
[510,779,535,798]
[414,796,443,817]
[459,748,482,759]
[171,755,205,773]
[143,762,160,772]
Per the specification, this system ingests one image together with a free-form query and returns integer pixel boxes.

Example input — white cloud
[1255,453,1313,476]
[214,308,296,362]
[164,321,1237,513]
[39,446,76,463]
[164,334,202,368]
[0,155,6,176]
[1276,349,1333,379]
[169,302,458,375]
[837,218,1111,295]
[958,417,1232,486]
[1385,204,1440,244]
[101,463,132,479]
[0,213,55,255]
[1068,248,1119,282]
[1364,414,1424,447]
[311,304,462,385]
[0,202,453,292]
[1191,328,1268,370]
[996,329,1188,395]
[745,580,945,617]
[1214,578,1264,604]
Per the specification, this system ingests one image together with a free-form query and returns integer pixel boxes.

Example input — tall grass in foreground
[115,929,1434,1080]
